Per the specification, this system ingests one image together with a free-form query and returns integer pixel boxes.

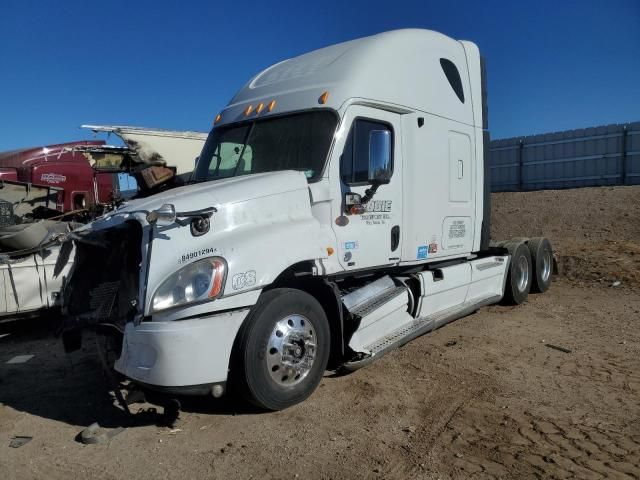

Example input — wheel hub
[516,255,529,292]
[266,314,317,387]
[541,249,552,282]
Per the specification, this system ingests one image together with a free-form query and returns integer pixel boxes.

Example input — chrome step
[349,286,407,318]
[343,293,502,371]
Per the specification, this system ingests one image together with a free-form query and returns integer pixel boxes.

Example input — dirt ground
[1,186,639,479]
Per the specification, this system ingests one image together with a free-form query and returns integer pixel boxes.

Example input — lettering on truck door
[330,106,403,271]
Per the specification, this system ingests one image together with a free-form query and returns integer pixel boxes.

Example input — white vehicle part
[0,246,73,317]
[144,205,323,316]
[347,286,412,353]
[218,29,487,263]
[327,105,405,271]
[218,29,474,129]
[415,262,471,317]
[466,256,509,304]
[90,171,327,319]
[115,308,249,387]
[347,256,508,360]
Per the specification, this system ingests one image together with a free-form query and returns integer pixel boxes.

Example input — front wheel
[232,288,330,410]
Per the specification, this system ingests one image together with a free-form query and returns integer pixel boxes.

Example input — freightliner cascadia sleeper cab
[62,29,553,410]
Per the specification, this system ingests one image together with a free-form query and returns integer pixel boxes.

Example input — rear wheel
[501,240,533,305]
[528,237,553,293]
[232,288,330,410]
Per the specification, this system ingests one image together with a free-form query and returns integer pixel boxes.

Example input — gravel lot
[1,186,639,479]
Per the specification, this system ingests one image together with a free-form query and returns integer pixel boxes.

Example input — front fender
[220,217,326,293]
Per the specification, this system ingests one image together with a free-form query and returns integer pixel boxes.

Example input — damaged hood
[112,170,310,216]
[67,168,327,322]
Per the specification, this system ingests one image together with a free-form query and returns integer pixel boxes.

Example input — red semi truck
[0,140,126,213]
[0,127,206,322]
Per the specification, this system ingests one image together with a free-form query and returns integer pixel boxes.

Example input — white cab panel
[449,131,472,202]
[466,256,509,303]
[399,113,478,264]
[219,30,476,129]
[0,247,72,316]
[416,263,471,318]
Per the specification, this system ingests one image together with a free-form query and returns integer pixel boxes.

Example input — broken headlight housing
[151,257,227,312]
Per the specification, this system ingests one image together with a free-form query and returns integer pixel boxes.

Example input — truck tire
[232,288,330,411]
[528,237,553,293]
[501,240,533,305]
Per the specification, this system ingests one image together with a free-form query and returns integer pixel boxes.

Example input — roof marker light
[244,105,253,116]
[268,99,276,112]
[256,102,265,114]
[319,91,329,104]
[214,113,222,124]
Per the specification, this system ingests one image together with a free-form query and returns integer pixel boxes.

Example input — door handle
[391,225,400,251]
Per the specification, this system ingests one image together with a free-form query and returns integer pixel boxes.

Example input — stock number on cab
[178,247,217,264]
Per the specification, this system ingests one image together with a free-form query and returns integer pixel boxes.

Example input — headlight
[151,257,227,312]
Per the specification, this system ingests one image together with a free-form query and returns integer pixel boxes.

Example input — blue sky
[0,0,638,150]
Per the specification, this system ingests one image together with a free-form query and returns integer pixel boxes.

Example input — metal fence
[489,121,640,191]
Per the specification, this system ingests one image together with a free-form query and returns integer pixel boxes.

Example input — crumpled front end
[61,170,328,392]
[62,218,147,349]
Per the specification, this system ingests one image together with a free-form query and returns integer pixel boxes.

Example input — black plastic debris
[545,344,571,354]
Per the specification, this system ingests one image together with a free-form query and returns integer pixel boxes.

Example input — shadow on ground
[0,321,263,433]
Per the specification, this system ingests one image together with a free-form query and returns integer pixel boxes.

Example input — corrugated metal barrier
[490,121,640,191]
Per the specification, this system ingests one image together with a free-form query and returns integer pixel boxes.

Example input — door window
[340,119,393,185]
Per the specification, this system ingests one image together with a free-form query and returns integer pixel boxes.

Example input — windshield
[193,110,337,183]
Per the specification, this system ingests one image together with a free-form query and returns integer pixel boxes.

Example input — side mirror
[368,129,392,184]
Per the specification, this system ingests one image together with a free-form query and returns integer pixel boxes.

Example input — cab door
[329,106,403,271]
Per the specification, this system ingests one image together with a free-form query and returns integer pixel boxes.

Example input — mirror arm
[360,181,381,205]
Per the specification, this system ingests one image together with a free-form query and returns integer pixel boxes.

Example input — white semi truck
[62,29,553,410]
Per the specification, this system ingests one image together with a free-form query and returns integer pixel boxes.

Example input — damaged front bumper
[114,308,249,393]
[62,211,254,395]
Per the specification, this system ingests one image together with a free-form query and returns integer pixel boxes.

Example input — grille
[88,281,121,320]
[64,220,142,328]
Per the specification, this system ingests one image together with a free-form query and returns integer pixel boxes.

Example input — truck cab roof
[219,29,482,129]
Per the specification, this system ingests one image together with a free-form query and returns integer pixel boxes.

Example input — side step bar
[342,293,502,371]
[349,285,407,318]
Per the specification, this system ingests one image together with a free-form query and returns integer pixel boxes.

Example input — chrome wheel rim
[541,249,552,282]
[516,255,529,292]
[266,314,317,387]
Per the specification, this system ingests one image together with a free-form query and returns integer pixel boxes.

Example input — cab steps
[342,292,502,371]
